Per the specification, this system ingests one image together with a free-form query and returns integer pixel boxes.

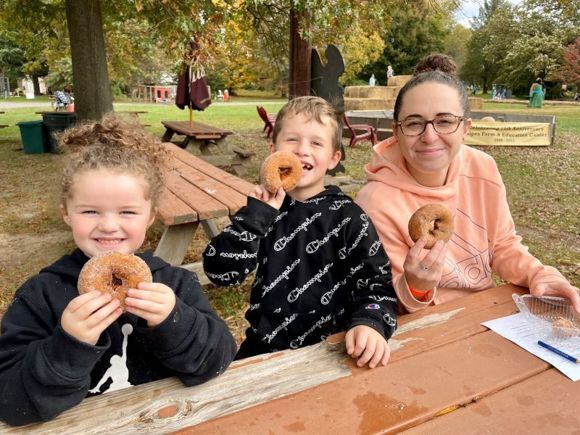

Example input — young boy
[203,96,397,367]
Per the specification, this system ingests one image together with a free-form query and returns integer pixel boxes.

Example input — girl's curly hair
[59,113,171,209]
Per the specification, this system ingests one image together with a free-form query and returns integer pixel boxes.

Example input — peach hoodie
[356,137,566,313]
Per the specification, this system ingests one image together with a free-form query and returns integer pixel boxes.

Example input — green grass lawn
[479,102,580,135]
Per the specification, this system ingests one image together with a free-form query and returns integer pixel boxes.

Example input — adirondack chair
[257,106,276,139]
[343,114,377,148]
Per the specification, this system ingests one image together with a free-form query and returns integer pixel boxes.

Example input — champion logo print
[287,263,333,303]
[305,217,350,254]
[273,213,322,251]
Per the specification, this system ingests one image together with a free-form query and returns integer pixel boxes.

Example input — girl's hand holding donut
[124,282,176,327]
[62,290,123,345]
[252,184,285,210]
[404,238,447,297]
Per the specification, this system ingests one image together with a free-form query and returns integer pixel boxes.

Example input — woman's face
[394,82,471,187]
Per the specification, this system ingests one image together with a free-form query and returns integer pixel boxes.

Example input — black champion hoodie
[203,186,398,354]
[0,249,236,426]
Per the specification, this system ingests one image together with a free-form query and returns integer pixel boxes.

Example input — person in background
[54,85,74,111]
[387,65,394,81]
[529,78,545,108]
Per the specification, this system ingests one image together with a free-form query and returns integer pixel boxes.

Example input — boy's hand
[62,291,122,346]
[345,325,391,369]
[125,282,176,327]
[252,185,285,210]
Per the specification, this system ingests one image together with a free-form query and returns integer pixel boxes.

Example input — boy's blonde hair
[272,96,342,152]
[58,113,170,209]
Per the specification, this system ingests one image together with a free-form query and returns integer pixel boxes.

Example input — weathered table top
[3,285,578,434]
[161,120,233,143]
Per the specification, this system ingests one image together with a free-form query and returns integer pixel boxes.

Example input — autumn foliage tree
[551,38,580,90]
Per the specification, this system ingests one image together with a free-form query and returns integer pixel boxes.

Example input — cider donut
[408,204,454,249]
[78,251,152,310]
[551,317,579,339]
[260,150,303,193]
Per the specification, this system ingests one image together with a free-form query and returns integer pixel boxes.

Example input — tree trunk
[32,75,41,96]
[65,0,113,121]
[288,9,311,99]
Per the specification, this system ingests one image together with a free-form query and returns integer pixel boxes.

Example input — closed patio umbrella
[175,40,211,127]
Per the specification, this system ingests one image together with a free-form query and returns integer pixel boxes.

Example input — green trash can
[42,112,77,153]
[17,120,47,154]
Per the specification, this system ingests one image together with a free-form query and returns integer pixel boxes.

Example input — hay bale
[469,97,484,110]
[387,75,412,87]
[480,116,495,122]
[344,98,390,111]
[344,86,363,98]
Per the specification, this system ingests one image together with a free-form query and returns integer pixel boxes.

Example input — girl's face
[394,82,471,187]
[61,169,156,258]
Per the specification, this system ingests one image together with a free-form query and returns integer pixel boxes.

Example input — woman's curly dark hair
[413,53,458,77]
[58,113,171,209]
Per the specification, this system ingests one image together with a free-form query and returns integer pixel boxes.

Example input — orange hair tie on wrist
[408,285,432,302]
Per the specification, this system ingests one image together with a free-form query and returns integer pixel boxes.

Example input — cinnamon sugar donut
[260,150,302,193]
[408,204,454,249]
[78,251,152,310]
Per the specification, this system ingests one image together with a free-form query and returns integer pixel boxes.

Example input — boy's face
[61,168,156,258]
[271,112,341,201]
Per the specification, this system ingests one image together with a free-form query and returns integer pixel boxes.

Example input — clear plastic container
[512,294,580,348]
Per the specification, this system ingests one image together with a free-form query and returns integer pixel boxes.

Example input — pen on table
[537,340,579,364]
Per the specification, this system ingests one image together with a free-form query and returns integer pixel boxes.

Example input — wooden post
[289,8,311,99]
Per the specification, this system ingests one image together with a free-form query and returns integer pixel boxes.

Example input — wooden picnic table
[161,120,233,150]
[3,284,577,434]
[154,142,254,284]
[161,120,252,175]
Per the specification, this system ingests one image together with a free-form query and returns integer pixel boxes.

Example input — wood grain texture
[1,341,350,434]
[187,332,549,435]
[402,368,580,435]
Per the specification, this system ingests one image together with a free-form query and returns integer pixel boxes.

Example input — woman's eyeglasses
[396,115,465,136]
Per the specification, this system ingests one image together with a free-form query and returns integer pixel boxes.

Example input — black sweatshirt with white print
[203,186,398,354]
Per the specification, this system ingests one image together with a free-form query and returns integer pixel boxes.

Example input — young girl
[0,115,236,426]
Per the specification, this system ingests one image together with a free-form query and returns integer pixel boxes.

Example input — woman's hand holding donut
[62,291,123,345]
[532,280,580,314]
[252,185,285,210]
[404,238,447,296]
[124,282,176,327]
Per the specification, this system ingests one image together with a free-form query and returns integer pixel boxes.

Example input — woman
[356,70,579,313]
[529,78,545,108]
